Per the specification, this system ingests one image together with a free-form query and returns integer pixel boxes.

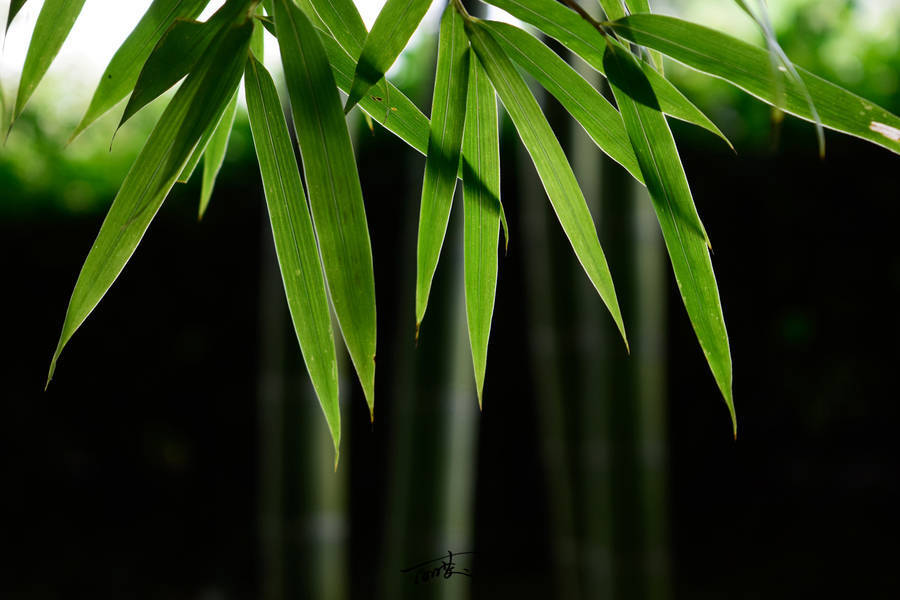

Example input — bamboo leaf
[607,14,900,155]
[465,19,627,348]
[603,42,734,434]
[318,27,432,158]
[117,19,209,131]
[624,0,664,72]
[483,0,730,147]
[274,0,377,417]
[117,1,253,132]
[416,5,470,330]
[304,0,368,57]
[244,53,341,459]
[12,0,86,124]
[47,16,255,386]
[178,85,238,183]
[71,0,209,142]
[5,0,28,33]
[482,20,642,183]
[598,0,625,21]
[198,89,239,218]
[462,52,501,407]
[343,0,432,113]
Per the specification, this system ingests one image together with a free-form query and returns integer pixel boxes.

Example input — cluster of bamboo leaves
[11,0,899,463]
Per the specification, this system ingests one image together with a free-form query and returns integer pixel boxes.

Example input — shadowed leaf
[245,53,341,460]
[483,0,730,147]
[274,0,377,418]
[461,52,501,407]
[416,5,470,329]
[603,42,735,434]
[466,18,627,349]
[343,0,432,113]
[483,20,642,182]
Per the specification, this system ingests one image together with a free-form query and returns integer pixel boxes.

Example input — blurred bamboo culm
[517,12,672,598]
[257,145,349,600]
[378,60,478,600]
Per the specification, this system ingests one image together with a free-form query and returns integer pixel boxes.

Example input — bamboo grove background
[2,1,899,598]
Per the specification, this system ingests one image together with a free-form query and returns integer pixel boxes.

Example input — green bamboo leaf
[117,1,253,132]
[198,89,239,218]
[318,27,432,158]
[47,16,255,386]
[482,20,642,183]
[603,42,734,434]
[465,18,627,348]
[304,0,367,57]
[462,52,501,407]
[624,0,664,72]
[598,0,625,21]
[71,0,208,142]
[483,0,730,147]
[416,5,470,330]
[274,0,377,418]
[12,0,86,124]
[244,53,341,460]
[343,0,432,113]
[117,19,209,131]
[607,14,900,154]
[5,0,28,33]
[178,85,238,183]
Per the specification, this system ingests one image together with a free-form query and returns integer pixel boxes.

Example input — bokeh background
[2,1,898,599]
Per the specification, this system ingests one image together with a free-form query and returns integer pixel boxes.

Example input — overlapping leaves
[26,0,900,458]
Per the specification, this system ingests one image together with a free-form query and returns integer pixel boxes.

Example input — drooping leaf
[416,5,470,330]
[274,0,377,418]
[607,14,900,155]
[482,20,642,183]
[198,89,239,218]
[71,0,209,142]
[465,18,627,348]
[603,42,734,434]
[5,0,28,33]
[482,0,730,147]
[343,0,432,113]
[178,85,238,183]
[461,52,501,407]
[12,0,86,123]
[118,1,252,132]
[47,15,255,386]
[244,53,341,460]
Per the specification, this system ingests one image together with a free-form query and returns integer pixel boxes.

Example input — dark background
[3,119,898,598]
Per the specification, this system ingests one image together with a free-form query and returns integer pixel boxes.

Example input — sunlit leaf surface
[416,5,470,330]
[48,16,255,385]
[604,42,735,434]
[244,53,341,460]
[274,0,377,417]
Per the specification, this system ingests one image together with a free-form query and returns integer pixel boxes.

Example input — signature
[401,550,474,584]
